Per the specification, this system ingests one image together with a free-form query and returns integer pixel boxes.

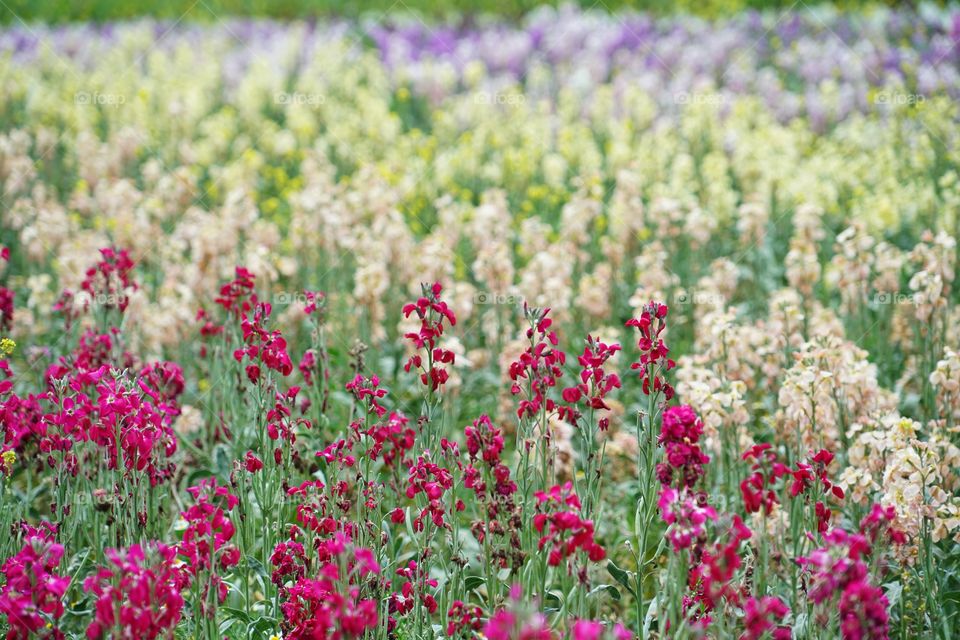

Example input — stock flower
[658,486,718,551]
[84,542,188,640]
[275,532,380,639]
[406,455,454,530]
[393,560,438,616]
[0,523,70,640]
[625,301,675,399]
[570,620,633,640]
[797,525,901,638]
[790,449,845,501]
[483,586,554,640]
[740,443,788,515]
[740,596,791,640]
[244,450,264,473]
[402,282,457,392]
[509,306,566,418]
[179,479,239,611]
[559,336,621,427]
[235,302,294,380]
[859,504,907,546]
[446,600,483,637]
[80,247,138,313]
[215,266,258,317]
[345,374,389,418]
[533,483,606,566]
[657,404,710,490]
[689,515,752,611]
[365,411,415,468]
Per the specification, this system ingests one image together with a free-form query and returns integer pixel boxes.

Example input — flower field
[1,4,960,639]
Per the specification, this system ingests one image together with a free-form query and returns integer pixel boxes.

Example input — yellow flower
[0,338,15,356]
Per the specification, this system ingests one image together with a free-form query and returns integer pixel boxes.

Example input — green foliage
[0,0,924,24]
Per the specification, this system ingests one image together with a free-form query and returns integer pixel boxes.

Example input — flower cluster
[509,306,566,418]
[797,524,902,639]
[740,443,788,516]
[84,542,188,640]
[278,533,380,640]
[626,302,674,400]
[656,404,710,490]
[402,282,457,391]
[560,336,622,427]
[178,479,239,610]
[0,523,69,640]
[533,483,606,567]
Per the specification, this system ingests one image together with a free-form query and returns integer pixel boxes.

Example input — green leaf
[464,575,485,592]
[219,606,252,624]
[247,555,268,578]
[606,560,637,598]
[588,583,621,601]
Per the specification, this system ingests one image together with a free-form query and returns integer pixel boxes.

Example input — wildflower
[179,479,239,611]
[534,483,606,566]
[215,266,258,317]
[0,523,70,639]
[303,290,325,316]
[571,620,633,640]
[393,560,439,616]
[483,586,555,640]
[446,600,484,637]
[235,303,294,380]
[657,405,710,489]
[405,455,454,530]
[796,525,901,638]
[625,301,675,399]
[79,247,138,313]
[244,450,264,473]
[859,504,907,546]
[658,486,718,551]
[509,305,566,418]
[84,542,188,640]
[559,336,622,426]
[740,596,791,640]
[345,374,389,418]
[279,533,380,639]
[740,443,788,515]
[402,282,457,392]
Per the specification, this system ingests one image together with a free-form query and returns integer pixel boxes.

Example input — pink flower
[179,479,239,614]
[625,301,674,399]
[244,450,264,473]
[658,487,718,551]
[84,542,188,640]
[509,306,566,419]
[534,483,605,566]
[558,336,621,426]
[740,596,791,640]
[402,282,457,392]
[656,405,710,489]
[0,523,70,639]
